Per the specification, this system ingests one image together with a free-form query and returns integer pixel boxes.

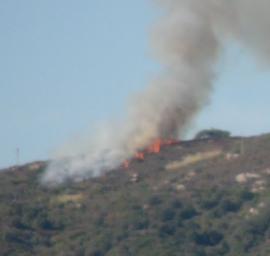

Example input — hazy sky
[1,1,270,168]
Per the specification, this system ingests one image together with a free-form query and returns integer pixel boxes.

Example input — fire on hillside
[121,139,180,168]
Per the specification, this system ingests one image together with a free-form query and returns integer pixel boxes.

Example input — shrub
[161,208,175,222]
[148,195,162,206]
[194,230,223,246]
[25,205,42,220]
[4,231,22,243]
[221,199,242,213]
[218,241,230,255]
[194,129,230,140]
[181,205,198,220]
[36,216,54,230]
[158,223,176,237]
[88,250,102,256]
[11,217,29,230]
[201,199,218,210]
[170,199,183,209]
[132,218,149,230]
[9,202,23,216]
[239,189,254,201]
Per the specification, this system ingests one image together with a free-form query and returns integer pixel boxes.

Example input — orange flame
[123,160,129,168]
[148,139,162,153]
[164,139,180,145]
[121,138,180,168]
[135,152,144,159]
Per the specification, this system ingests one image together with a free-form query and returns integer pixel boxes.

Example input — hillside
[1,134,270,255]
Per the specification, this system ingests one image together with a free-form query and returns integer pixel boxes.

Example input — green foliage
[148,195,162,206]
[160,208,176,222]
[220,199,242,213]
[194,230,223,246]
[239,189,254,201]
[195,128,231,139]
[170,199,183,209]
[11,217,30,230]
[180,205,198,219]
[2,134,270,255]
[158,223,176,237]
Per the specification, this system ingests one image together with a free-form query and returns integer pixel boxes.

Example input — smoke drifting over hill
[42,0,270,185]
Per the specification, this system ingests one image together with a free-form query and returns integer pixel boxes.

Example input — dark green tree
[194,128,230,139]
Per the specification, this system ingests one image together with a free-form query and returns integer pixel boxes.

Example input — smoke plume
[42,0,270,185]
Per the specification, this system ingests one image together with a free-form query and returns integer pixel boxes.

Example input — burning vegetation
[121,139,180,168]
[42,0,270,185]
[4,134,270,255]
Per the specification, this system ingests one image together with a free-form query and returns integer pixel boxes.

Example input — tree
[194,129,230,140]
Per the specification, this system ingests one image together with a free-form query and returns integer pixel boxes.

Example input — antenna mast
[16,148,20,165]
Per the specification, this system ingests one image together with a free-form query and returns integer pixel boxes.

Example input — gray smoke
[41,0,270,185]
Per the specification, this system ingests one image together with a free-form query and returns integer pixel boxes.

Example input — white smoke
[41,0,270,185]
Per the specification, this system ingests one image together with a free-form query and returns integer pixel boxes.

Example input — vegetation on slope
[1,134,270,255]
[194,129,231,140]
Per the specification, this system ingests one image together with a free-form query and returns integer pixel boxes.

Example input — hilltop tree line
[194,128,231,140]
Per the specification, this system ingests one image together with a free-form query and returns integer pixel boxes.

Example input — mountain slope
[1,134,270,255]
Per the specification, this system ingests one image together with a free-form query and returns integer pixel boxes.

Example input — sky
[1,1,270,169]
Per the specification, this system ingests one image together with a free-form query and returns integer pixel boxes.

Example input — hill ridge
[1,134,270,255]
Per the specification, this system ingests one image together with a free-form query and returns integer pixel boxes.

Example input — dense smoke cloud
[41,0,270,185]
